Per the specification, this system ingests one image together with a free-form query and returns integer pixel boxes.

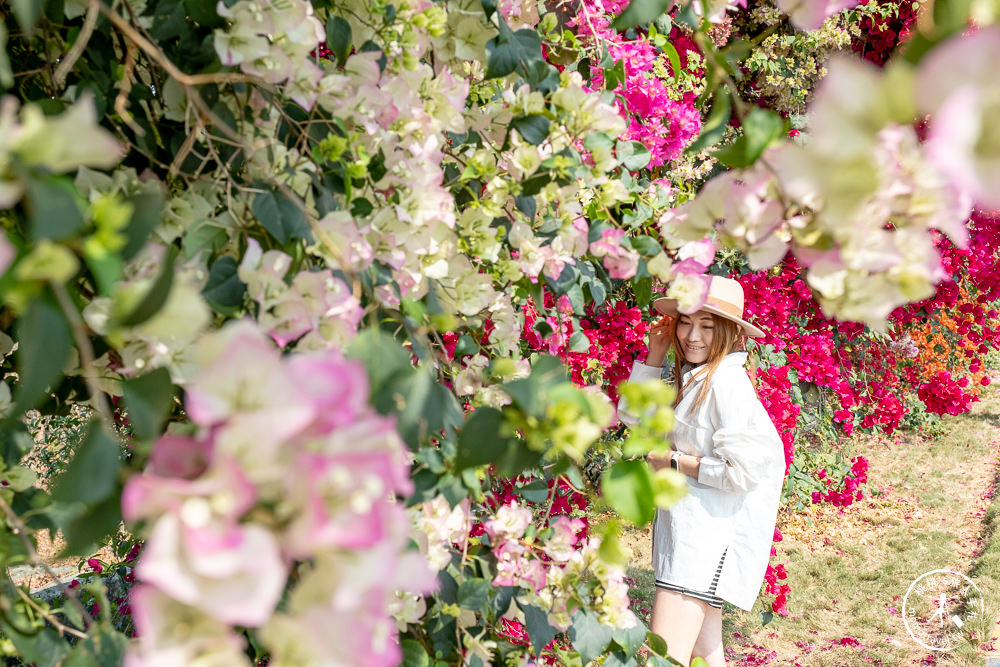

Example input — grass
[621,387,1000,666]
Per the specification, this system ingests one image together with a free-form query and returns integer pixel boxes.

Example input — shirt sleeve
[617,360,666,427]
[696,371,781,493]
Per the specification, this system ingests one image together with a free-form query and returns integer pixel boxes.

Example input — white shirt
[620,351,785,611]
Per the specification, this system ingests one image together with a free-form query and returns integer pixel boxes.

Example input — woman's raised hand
[645,314,674,367]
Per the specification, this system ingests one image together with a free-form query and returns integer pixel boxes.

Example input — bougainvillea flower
[917,26,1000,209]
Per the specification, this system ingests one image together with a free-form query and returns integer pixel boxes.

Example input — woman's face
[676,311,714,364]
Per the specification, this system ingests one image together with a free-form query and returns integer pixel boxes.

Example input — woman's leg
[692,603,726,667]
[650,587,708,666]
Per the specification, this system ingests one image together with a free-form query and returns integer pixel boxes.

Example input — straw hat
[652,276,766,338]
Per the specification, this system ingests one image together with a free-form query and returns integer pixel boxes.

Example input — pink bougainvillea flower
[122,454,256,525]
[281,450,411,558]
[285,353,370,435]
[185,321,315,442]
[776,0,861,30]
[137,513,288,627]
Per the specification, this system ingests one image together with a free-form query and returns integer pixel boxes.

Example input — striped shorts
[655,547,727,609]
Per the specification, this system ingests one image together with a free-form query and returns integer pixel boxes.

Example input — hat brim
[652,297,767,338]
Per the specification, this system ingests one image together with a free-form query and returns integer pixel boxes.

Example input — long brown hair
[671,313,744,413]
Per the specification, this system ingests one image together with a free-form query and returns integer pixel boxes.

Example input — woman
[620,276,785,667]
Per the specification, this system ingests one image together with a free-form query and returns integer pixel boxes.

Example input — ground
[623,385,1000,667]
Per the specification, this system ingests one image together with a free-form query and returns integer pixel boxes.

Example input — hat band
[706,296,744,320]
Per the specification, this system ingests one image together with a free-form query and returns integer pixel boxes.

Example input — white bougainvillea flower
[917,26,1000,209]
[412,495,472,572]
[665,270,711,315]
[4,94,123,173]
[485,502,533,542]
[125,585,252,667]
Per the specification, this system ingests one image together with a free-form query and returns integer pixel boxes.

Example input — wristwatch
[669,451,681,471]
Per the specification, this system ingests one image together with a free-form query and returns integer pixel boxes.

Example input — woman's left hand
[647,451,671,472]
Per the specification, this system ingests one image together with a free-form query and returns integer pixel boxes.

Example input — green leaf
[456,407,513,470]
[118,247,175,328]
[400,639,430,667]
[485,22,542,79]
[544,263,580,295]
[565,282,585,314]
[611,0,673,29]
[52,420,120,505]
[453,334,479,357]
[0,421,33,467]
[630,235,661,257]
[633,276,652,307]
[569,330,590,353]
[121,191,164,260]
[14,297,72,413]
[646,630,669,656]
[570,610,614,665]
[601,459,656,525]
[604,59,626,91]
[616,140,651,171]
[82,245,122,296]
[5,626,69,666]
[346,328,413,391]
[612,622,648,658]
[182,0,226,26]
[12,0,44,33]
[63,627,128,666]
[760,609,774,625]
[24,175,84,241]
[502,355,568,418]
[517,479,549,503]
[713,108,784,168]
[372,367,463,448]
[326,15,352,66]
[604,653,638,667]
[122,367,174,442]
[182,218,228,260]
[201,255,246,314]
[584,132,615,151]
[511,114,550,145]
[457,579,491,610]
[688,91,733,153]
[660,40,682,81]
[520,603,559,656]
[485,38,520,79]
[59,484,123,558]
[252,189,311,245]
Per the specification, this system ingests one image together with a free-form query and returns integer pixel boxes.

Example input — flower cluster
[917,372,978,416]
[568,0,703,168]
[810,456,870,506]
[122,322,430,666]
[238,238,361,350]
[214,0,325,109]
[763,527,790,616]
